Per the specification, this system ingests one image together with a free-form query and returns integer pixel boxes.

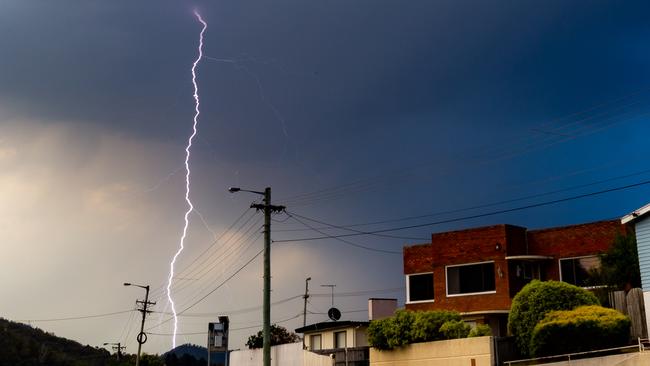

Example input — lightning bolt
[166,9,207,349]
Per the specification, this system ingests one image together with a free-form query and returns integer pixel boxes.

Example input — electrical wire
[275,178,650,243]
[279,93,650,207]
[146,246,265,331]
[284,213,404,254]
[277,167,650,233]
[16,309,134,323]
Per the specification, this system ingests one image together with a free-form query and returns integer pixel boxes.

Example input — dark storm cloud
[3,0,649,161]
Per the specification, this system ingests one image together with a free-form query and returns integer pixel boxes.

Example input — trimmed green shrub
[368,310,463,350]
[468,324,492,337]
[508,280,599,357]
[439,320,471,339]
[410,310,462,342]
[368,310,416,350]
[530,305,630,357]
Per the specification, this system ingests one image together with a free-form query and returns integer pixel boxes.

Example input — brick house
[403,219,627,335]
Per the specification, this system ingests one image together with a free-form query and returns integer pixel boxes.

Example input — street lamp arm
[229,187,265,195]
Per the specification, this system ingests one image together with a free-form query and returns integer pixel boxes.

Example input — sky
[1,0,650,356]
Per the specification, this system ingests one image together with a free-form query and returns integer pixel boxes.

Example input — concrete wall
[229,342,332,366]
[370,336,493,366]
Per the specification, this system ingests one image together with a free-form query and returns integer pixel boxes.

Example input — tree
[596,231,641,290]
[507,280,599,357]
[245,324,299,349]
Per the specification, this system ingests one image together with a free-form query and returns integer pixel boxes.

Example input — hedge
[368,310,462,350]
[507,280,599,357]
[468,324,492,337]
[439,320,471,339]
[530,305,630,357]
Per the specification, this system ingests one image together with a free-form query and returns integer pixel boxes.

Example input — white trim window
[559,255,601,287]
[446,261,496,296]
[310,334,322,351]
[334,330,347,348]
[406,272,434,303]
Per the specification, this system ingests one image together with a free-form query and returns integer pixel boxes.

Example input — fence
[313,346,369,366]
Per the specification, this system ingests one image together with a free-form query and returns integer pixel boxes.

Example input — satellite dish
[328,307,341,321]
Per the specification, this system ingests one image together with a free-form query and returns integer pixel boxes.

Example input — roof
[295,321,369,334]
[621,202,650,224]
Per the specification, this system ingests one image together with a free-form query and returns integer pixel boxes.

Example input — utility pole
[103,342,126,361]
[124,283,155,366]
[303,277,311,327]
[229,186,285,366]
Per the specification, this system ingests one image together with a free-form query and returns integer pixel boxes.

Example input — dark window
[447,262,496,295]
[408,273,434,302]
[560,256,601,287]
[334,331,347,348]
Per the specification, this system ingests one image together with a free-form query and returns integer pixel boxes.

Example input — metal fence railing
[503,344,640,366]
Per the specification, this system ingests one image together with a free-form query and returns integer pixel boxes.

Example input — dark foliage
[245,324,299,349]
[596,231,642,290]
[0,317,163,366]
[368,309,464,350]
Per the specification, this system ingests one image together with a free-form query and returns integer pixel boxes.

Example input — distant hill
[165,343,225,366]
[0,317,116,365]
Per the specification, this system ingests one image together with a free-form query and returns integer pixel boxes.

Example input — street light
[124,282,154,366]
[229,186,284,366]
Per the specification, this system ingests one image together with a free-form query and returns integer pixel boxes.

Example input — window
[334,331,347,348]
[407,272,434,303]
[560,256,601,287]
[310,334,322,351]
[446,262,496,296]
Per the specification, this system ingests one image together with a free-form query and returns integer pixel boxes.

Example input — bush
[468,324,492,337]
[410,310,462,342]
[508,280,599,357]
[368,310,416,350]
[439,320,471,339]
[368,310,463,350]
[530,305,630,357]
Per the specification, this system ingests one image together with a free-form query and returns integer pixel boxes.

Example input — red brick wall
[403,220,629,314]
[527,220,626,280]
[405,225,513,313]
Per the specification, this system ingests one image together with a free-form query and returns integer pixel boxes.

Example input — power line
[146,246,265,331]
[275,178,650,243]
[278,94,650,207]
[148,313,303,336]
[17,309,134,323]
[151,294,303,317]
[149,208,256,299]
[285,213,404,254]
[277,167,650,233]
[283,211,428,240]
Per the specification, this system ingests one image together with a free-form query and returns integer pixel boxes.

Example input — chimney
[368,298,397,321]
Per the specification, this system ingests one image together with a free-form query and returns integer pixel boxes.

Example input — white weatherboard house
[622,202,650,335]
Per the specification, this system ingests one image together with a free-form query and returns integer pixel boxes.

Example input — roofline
[621,202,650,224]
[527,219,621,234]
[295,321,369,334]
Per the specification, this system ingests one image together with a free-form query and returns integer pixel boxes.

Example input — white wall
[229,342,332,366]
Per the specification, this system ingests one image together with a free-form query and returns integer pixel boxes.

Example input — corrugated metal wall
[636,217,650,290]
